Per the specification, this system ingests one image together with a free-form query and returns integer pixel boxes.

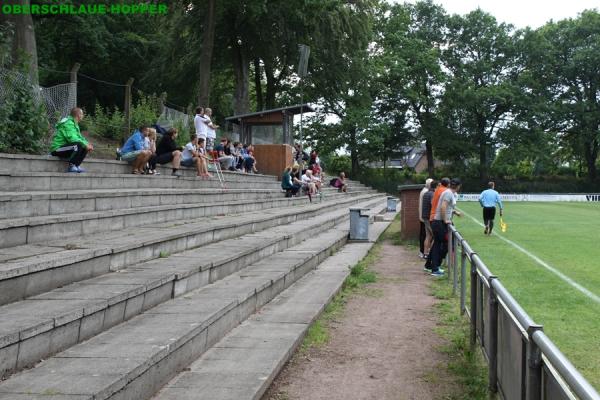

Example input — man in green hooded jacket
[50,107,93,173]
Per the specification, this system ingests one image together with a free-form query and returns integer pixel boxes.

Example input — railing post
[447,229,453,282]
[526,325,544,400]
[452,231,458,295]
[470,255,477,348]
[460,243,467,315]
[488,276,499,397]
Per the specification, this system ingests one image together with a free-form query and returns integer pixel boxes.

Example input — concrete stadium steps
[0,186,374,220]
[0,186,374,248]
[0,202,388,400]
[0,171,283,192]
[0,153,277,180]
[0,191,381,305]
[0,196,386,379]
[152,218,393,400]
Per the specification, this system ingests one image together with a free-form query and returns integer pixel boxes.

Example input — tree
[197,0,216,107]
[443,9,521,182]
[1,0,38,83]
[523,11,600,181]
[378,1,448,176]
[303,0,378,176]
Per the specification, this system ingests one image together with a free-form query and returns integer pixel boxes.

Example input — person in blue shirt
[479,181,503,235]
[121,125,153,174]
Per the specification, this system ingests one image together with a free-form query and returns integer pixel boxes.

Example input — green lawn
[452,201,600,390]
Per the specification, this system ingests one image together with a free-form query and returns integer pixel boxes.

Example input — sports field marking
[457,208,600,304]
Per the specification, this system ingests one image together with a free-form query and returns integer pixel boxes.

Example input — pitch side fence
[446,225,600,400]
[459,193,600,202]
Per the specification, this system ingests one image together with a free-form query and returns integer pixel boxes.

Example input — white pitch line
[458,208,600,304]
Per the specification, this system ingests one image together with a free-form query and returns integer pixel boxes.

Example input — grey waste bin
[387,196,398,212]
[349,208,369,241]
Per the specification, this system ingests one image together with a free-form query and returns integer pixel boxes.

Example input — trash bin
[387,196,398,212]
[349,208,369,241]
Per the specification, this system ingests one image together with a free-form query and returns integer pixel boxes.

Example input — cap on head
[425,178,433,188]
[450,178,462,188]
[440,177,450,187]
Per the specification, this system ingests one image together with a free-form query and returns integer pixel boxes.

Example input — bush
[0,73,49,154]
[323,154,352,176]
[82,103,124,139]
[130,92,161,133]
[356,167,428,195]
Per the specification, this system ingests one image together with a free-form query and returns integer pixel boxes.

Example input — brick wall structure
[398,184,425,241]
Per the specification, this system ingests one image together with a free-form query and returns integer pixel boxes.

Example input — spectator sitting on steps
[181,135,210,178]
[281,166,302,197]
[214,138,235,171]
[121,125,153,175]
[301,169,317,197]
[330,172,347,193]
[50,107,94,173]
[155,128,184,176]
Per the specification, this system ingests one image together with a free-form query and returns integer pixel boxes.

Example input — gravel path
[263,241,459,400]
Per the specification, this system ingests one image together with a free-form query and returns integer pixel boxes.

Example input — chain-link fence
[40,82,77,128]
[157,105,191,130]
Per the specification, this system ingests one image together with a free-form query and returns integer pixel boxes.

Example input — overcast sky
[396,0,599,28]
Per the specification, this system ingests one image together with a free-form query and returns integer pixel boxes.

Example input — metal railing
[446,225,600,400]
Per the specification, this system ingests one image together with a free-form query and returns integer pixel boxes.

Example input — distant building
[368,144,444,173]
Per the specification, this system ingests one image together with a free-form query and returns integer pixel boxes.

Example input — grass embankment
[454,202,600,389]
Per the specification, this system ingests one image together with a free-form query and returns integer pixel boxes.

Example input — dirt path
[263,241,459,400]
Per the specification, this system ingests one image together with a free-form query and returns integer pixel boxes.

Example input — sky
[396,0,599,28]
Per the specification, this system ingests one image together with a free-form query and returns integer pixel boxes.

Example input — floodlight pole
[297,44,310,150]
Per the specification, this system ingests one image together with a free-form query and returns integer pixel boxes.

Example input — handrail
[533,331,600,400]
[447,224,600,400]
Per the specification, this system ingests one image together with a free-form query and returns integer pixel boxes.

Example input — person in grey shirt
[418,178,433,258]
[421,180,437,260]
[429,178,462,276]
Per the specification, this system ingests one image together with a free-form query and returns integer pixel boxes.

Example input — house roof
[398,144,426,169]
[225,104,314,123]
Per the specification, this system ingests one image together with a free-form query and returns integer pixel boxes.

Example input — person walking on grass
[50,107,93,173]
[479,181,503,235]
[429,178,462,277]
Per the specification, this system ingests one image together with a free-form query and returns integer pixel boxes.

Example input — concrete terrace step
[0,206,387,400]
[0,170,280,192]
[0,192,383,305]
[0,186,374,248]
[152,217,394,400]
[0,153,277,180]
[0,197,387,379]
[0,186,372,220]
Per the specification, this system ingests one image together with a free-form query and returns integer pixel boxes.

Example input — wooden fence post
[124,77,134,142]
[70,63,80,106]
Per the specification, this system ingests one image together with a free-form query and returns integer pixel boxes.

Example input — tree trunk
[264,62,277,109]
[253,58,263,111]
[232,43,250,115]
[2,0,38,84]
[425,139,434,177]
[350,126,359,177]
[583,140,598,181]
[197,0,216,107]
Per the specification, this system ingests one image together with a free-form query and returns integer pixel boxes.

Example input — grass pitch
[453,201,600,390]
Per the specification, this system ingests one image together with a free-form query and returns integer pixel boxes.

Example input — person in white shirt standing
[194,107,208,143]
[204,108,219,151]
